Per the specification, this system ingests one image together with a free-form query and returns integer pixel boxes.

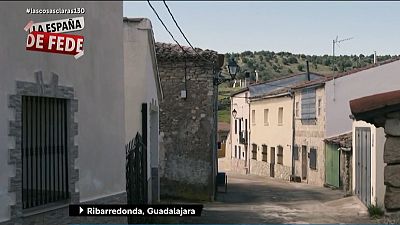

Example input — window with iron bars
[251,144,257,160]
[21,96,69,210]
[277,145,283,165]
[262,145,268,162]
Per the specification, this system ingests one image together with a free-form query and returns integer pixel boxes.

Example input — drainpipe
[247,96,251,174]
[291,89,296,176]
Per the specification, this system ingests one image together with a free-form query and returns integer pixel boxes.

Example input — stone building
[156,43,219,201]
[350,90,400,211]
[292,81,327,186]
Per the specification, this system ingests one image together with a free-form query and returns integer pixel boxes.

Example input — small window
[264,109,269,126]
[235,119,237,134]
[251,110,256,125]
[238,146,241,159]
[262,145,268,162]
[295,102,299,117]
[234,145,237,158]
[252,144,257,160]
[278,107,283,126]
[310,148,317,170]
[317,98,322,117]
[277,146,283,164]
[293,145,299,160]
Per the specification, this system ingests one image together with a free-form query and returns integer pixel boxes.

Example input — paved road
[181,173,376,224]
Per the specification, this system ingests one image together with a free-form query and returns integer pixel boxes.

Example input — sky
[123,1,400,56]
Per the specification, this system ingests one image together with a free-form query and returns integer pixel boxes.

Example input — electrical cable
[147,0,188,55]
[162,0,215,65]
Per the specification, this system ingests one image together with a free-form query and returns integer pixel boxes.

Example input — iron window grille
[21,96,69,209]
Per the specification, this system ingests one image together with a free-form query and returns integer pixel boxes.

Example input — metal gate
[126,103,148,224]
[126,133,147,205]
[325,143,340,187]
[355,127,371,206]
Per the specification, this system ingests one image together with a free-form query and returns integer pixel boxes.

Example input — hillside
[223,51,394,81]
[218,51,397,123]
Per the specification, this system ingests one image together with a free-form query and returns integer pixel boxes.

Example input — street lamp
[213,57,240,86]
[232,109,237,119]
[227,58,239,80]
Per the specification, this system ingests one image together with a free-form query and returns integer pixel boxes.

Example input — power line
[147,0,188,55]
[162,0,214,65]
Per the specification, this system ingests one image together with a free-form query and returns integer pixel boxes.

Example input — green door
[325,143,340,187]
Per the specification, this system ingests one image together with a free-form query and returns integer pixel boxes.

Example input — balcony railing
[239,130,248,144]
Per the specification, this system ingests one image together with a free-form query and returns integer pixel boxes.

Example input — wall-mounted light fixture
[232,109,237,119]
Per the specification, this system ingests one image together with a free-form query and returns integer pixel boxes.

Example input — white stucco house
[123,17,163,204]
[220,72,325,180]
[0,2,162,224]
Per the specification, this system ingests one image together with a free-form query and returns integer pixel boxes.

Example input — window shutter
[301,87,316,119]
[309,148,317,170]
[293,145,299,160]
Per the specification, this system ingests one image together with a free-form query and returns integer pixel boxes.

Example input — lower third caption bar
[69,204,203,217]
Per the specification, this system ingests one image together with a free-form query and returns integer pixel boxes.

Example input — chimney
[306,60,310,81]
[374,51,377,64]
[255,70,259,83]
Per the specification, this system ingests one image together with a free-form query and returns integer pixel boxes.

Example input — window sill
[264,123,269,126]
[278,123,283,126]
[22,200,70,218]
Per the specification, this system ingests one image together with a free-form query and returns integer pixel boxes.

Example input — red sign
[26,31,84,56]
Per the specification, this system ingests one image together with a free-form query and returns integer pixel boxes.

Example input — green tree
[297,64,304,71]
[288,56,298,64]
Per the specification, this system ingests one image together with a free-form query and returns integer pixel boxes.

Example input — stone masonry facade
[156,43,218,201]
[384,112,400,210]
[294,86,326,186]
[0,192,127,225]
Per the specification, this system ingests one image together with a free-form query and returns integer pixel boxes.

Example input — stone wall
[157,44,218,201]
[0,193,127,225]
[384,113,400,210]
[250,160,270,177]
[275,164,292,181]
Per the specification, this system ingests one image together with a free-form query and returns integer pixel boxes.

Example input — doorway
[302,145,307,180]
[355,127,371,206]
[270,147,275,177]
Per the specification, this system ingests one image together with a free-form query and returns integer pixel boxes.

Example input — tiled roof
[155,42,218,62]
[249,72,325,88]
[231,87,249,97]
[350,90,400,115]
[324,132,352,148]
[218,122,230,132]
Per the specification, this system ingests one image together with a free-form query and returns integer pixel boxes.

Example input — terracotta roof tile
[218,122,230,132]
[324,132,352,148]
[155,42,218,62]
[350,90,400,115]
